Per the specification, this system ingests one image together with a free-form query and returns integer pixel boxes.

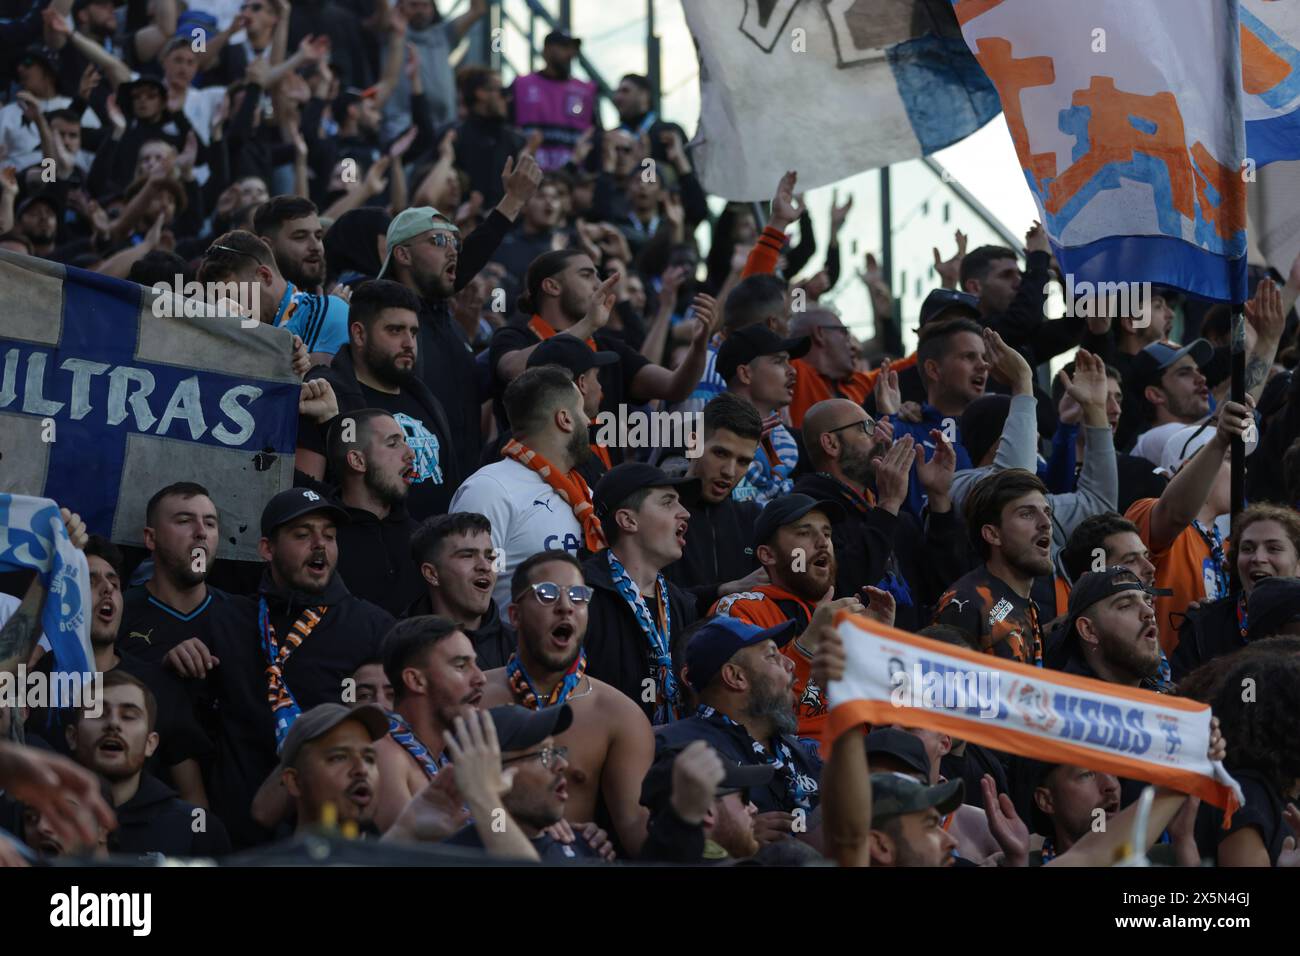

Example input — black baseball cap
[870,772,964,826]
[260,488,350,538]
[118,75,168,118]
[683,616,798,693]
[544,30,582,47]
[638,743,775,812]
[865,728,930,777]
[1244,576,1300,642]
[527,333,620,377]
[487,703,573,752]
[1051,566,1171,665]
[715,325,810,383]
[592,462,699,522]
[751,493,846,551]
[1131,339,1213,391]
[16,190,62,218]
[1149,284,1184,306]
[919,288,981,328]
[277,703,389,771]
[19,45,57,78]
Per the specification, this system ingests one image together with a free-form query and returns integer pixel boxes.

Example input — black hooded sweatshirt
[200,568,393,848]
[111,772,232,858]
[792,471,972,631]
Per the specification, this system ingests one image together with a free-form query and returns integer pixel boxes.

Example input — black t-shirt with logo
[117,586,238,665]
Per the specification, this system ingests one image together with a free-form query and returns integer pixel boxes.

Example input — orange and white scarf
[502,438,607,552]
[824,612,1244,815]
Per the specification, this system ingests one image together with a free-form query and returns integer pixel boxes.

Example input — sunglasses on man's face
[518,582,592,606]
[408,232,462,253]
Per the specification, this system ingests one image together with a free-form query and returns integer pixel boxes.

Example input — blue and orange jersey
[934,566,1044,668]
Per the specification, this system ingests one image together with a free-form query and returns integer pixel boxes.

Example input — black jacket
[306,344,462,517]
[792,472,972,631]
[403,592,515,671]
[413,208,514,481]
[581,551,698,724]
[1170,596,1241,683]
[336,503,423,617]
[663,495,761,617]
[453,114,527,208]
[110,772,232,858]
[653,712,822,815]
[201,568,394,849]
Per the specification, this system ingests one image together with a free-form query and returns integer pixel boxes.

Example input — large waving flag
[686,0,1002,201]
[0,250,299,561]
[1242,0,1300,167]
[956,0,1250,302]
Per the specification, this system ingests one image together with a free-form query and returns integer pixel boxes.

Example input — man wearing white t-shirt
[450,366,602,623]
[154,39,225,188]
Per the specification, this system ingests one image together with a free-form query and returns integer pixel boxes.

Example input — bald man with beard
[480,550,654,857]
[794,398,969,632]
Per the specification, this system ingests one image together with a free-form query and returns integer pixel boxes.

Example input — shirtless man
[371,616,487,834]
[480,550,655,858]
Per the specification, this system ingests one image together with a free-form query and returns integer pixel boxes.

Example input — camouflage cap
[870,772,964,827]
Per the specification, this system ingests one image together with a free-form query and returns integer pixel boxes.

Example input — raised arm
[1146,401,1250,553]
[628,293,713,403]
[47,17,132,89]
[450,0,488,44]
[1052,718,1226,866]
[809,602,872,866]
[371,8,409,110]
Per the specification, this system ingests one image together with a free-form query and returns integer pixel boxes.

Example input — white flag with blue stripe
[685,0,1002,201]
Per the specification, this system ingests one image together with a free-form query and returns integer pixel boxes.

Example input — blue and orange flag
[955,0,1271,302]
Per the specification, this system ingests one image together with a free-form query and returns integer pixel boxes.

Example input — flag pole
[1230,301,1246,532]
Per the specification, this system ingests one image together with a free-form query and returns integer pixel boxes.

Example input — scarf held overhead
[824,611,1243,815]
[0,495,93,707]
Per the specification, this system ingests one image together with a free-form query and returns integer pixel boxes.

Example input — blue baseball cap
[684,616,798,693]
[1133,338,1213,391]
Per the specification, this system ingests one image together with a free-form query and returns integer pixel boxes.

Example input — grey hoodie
[949,393,1117,553]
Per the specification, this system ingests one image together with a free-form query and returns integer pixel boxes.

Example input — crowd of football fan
[1,0,1299,868]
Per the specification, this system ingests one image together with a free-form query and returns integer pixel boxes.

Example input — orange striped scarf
[502,438,607,551]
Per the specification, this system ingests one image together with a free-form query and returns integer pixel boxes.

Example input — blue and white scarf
[697,705,815,811]
[0,495,92,707]
[386,710,448,780]
[607,549,679,724]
